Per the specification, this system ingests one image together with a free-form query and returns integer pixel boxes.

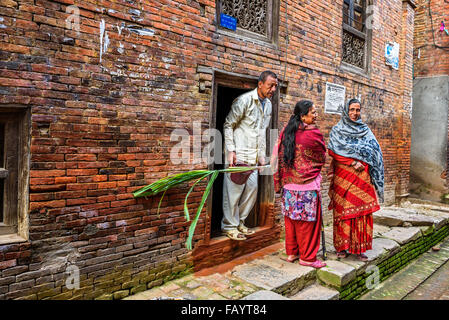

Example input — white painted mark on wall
[99,19,110,63]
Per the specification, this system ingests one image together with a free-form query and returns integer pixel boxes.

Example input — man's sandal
[238,224,255,235]
[224,229,246,241]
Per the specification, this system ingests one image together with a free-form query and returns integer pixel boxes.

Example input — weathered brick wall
[413,0,449,77]
[0,0,414,299]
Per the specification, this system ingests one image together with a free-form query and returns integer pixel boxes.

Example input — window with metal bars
[342,0,370,71]
[216,0,279,44]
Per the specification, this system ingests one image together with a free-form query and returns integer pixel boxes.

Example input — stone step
[241,290,290,300]
[231,252,316,297]
[290,283,340,300]
[373,208,446,229]
[316,237,401,290]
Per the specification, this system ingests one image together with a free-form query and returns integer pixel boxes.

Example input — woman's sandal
[224,229,246,241]
[281,255,300,263]
[299,260,327,269]
[336,251,349,259]
[358,253,369,262]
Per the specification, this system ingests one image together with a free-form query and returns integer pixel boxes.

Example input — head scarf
[328,99,384,202]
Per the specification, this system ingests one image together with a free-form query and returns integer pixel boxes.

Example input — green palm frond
[132,165,267,250]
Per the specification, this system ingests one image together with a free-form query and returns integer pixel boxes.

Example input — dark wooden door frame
[202,69,280,245]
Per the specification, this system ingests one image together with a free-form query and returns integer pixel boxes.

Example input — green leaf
[183,171,213,222]
[185,171,219,250]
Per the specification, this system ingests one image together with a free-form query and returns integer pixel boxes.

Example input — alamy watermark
[65,264,80,290]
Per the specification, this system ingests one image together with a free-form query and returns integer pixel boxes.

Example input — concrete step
[290,283,340,300]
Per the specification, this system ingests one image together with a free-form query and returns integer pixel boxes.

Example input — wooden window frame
[0,105,30,244]
[341,0,373,75]
[216,0,280,46]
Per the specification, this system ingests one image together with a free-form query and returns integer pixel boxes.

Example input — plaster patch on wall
[38,242,81,273]
[99,19,110,63]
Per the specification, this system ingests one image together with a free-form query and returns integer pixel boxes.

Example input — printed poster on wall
[324,82,346,114]
[385,42,399,70]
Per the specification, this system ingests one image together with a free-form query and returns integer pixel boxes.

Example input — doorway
[210,85,252,237]
[207,71,278,239]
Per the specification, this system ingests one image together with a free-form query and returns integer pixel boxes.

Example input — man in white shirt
[222,71,278,240]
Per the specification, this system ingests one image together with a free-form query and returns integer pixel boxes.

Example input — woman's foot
[299,259,327,269]
[357,253,369,262]
[336,250,348,259]
[286,255,300,263]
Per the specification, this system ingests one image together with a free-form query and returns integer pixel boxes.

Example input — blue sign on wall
[220,13,237,31]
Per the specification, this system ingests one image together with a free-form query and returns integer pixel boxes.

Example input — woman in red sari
[272,100,327,268]
[327,99,384,261]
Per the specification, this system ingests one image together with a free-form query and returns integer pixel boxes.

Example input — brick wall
[413,0,449,77]
[0,0,414,299]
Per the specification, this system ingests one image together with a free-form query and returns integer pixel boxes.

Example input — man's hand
[227,151,236,167]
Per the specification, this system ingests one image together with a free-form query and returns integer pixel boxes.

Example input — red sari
[328,149,380,254]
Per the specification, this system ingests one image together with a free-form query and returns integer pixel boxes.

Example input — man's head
[257,71,278,99]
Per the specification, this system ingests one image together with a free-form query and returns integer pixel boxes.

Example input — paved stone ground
[124,200,449,301]
[404,258,449,300]
[360,237,449,300]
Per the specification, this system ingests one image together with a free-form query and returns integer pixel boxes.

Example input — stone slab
[241,290,290,300]
[316,260,356,288]
[364,238,400,264]
[373,224,391,238]
[380,227,422,245]
[290,284,339,300]
[231,262,298,292]
[373,208,445,229]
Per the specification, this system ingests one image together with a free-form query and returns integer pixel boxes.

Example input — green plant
[133,166,266,250]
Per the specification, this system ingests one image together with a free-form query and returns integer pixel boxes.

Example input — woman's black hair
[281,100,314,167]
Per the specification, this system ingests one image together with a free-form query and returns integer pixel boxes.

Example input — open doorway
[210,85,251,237]
[208,71,278,239]
[193,70,281,271]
